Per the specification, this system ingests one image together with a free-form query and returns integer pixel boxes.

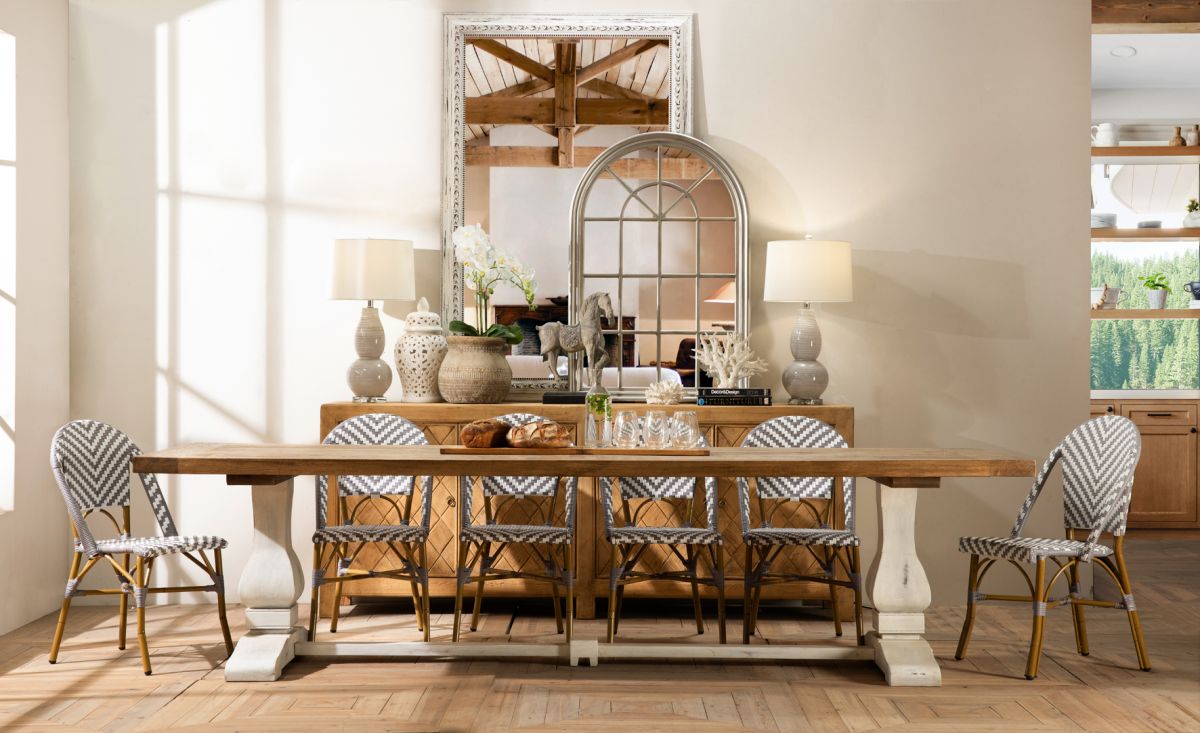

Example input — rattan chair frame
[737,416,864,646]
[453,414,578,643]
[48,421,233,676]
[954,415,1151,679]
[309,414,433,643]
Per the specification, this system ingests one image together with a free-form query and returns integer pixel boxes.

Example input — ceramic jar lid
[404,297,443,333]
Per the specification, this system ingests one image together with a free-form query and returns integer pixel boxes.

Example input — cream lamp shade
[704,280,737,304]
[330,238,416,301]
[762,239,853,303]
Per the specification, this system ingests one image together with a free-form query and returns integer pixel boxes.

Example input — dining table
[131,443,1034,686]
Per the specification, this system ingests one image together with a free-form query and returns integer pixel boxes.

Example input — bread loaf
[461,418,510,448]
[507,420,573,448]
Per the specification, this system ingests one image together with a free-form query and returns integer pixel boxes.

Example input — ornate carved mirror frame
[442,13,694,395]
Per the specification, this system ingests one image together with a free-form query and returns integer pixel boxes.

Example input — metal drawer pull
[1146,412,1175,417]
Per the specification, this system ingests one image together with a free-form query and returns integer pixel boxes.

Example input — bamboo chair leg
[607,544,620,643]
[955,554,981,660]
[417,541,431,643]
[48,552,82,664]
[118,552,130,650]
[409,574,424,634]
[549,546,565,635]
[329,543,346,634]
[613,584,626,635]
[713,543,727,645]
[214,548,233,656]
[742,544,754,644]
[329,577,346,634]
[565,542,575,643]
[453,541,469,642]
[1114,540,1152,671]
[1067,558,1089,656]
[1025,558,1048,680]
[135,556,152,676]
[850,546,865,646]
[827,547,843,638]
[308,545,323,642]
[687,545,704,634]
[470,541,490,632]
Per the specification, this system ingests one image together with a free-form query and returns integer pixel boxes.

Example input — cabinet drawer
[1121,404,1197,427]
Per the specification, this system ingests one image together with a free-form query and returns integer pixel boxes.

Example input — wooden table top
[132,443,1034,484]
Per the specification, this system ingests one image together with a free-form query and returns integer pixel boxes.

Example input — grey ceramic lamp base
[782,304,829,405]
[347,304,393,402]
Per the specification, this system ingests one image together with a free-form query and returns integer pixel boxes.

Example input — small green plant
[1187,198,1199,214]
[447,320,526,345]
[1137,273,1172,293]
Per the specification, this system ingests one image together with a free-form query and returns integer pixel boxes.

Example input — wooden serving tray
[439,446,710,456]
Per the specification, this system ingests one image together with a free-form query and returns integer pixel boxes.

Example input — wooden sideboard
[318,402,854,619]
[1091,398,1199,528]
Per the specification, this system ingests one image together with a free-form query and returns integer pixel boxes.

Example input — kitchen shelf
[1091,228,1200,241]
[1091,309,1200,320]
[1091,146,1200,165]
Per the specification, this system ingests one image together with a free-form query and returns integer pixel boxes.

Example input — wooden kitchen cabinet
[1092,400,1200,528]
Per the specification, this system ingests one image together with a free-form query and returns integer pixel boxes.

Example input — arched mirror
[568,132,749,397]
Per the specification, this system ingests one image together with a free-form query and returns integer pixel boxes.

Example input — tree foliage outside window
[1090,249,1200,390]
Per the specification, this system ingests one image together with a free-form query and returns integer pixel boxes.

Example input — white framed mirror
[441,13,695,395]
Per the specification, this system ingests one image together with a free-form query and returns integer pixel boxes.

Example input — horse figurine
[537,292,614,386]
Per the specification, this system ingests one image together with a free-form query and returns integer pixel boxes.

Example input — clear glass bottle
[584,382,612,447]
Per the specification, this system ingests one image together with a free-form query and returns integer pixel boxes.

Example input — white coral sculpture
[693,333,768,388]
[645,379,686,405]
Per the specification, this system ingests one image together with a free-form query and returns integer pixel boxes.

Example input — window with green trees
[1090,245,1200,390]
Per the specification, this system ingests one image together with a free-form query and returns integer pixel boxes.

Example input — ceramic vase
[1184,211,1200,228]
[437,336,512,403]
[1186,124,1200,147]
[395,297,448,403]
[1146,289,1168,309]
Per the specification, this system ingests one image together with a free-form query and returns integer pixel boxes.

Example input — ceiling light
[1110,45,1138,58]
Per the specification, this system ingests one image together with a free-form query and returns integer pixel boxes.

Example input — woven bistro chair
[738,416,863,645]
[454,413,578,642]
[601,421,725,643]
[309,413,432,642]
[955,415,1150,680]
[48,420,232,675]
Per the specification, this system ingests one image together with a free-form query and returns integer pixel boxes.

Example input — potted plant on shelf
[1137,272,1172,310]
[438,224,537,403]
[1185,198,1200,229]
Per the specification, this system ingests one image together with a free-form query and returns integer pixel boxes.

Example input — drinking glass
[670,411,701,449]
[613,410,641,448]
[643,410,670,449]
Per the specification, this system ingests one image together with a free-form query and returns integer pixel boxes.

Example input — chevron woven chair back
[607,419,718,531]
[316,414,428,529]
[481,413,559,497]
[740,416,855,530]
[50,420,180,554]
[1011,415,1141,538]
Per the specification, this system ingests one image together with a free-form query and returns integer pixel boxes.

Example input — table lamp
[763,238,853,404]
[331,238,415,401]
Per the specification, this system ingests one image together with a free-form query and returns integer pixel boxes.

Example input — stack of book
[696,388,771,406]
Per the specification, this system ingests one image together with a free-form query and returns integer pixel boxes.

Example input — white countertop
[1092,390,1200,400]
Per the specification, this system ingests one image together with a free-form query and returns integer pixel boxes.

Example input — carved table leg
[225,479,306,682]
[864,480,941,686]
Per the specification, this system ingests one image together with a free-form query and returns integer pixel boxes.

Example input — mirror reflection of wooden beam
[554,42,578,168]
[1093,0,1200,30]
[466,145,716,179]
[483,78,552,98]
[466,98,669,126]
[576,39,667,85]
[468,38,554,82]
[581,79,654,101]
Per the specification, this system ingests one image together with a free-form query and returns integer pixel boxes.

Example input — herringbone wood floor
[1,534,1196,732]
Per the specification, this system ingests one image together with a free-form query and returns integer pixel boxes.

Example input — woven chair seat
[313,524,426,544]
[461,524,572,545]
[744,527,859,547]
[958,535,1114,563]
[75,534,228,558]
[609,526,722,546]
